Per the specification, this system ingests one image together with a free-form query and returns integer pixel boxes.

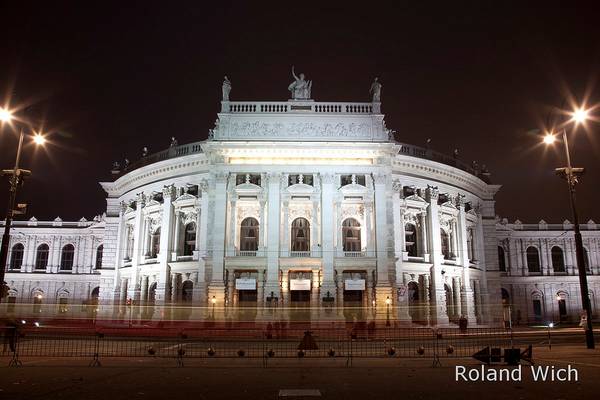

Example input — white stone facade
[2,94,598,326]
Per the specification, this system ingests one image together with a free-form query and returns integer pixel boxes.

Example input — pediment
[440,201,457,210]
[287,183,315,194]
[174,193,198,204]
[339,183,368,194]
[404,194,427,207]
[235,183,263,192]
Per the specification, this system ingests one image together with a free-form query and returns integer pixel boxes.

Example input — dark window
[236,174,261,186]
[10,243,24,270]
[95,245,103,269]
[60,244,75,271]
[526,247,540,273]
[533,299,542,321]
[355,175,366,186]
[558,298,567,320]
[288,174,312,186]
[58,297,68,313]
[440,229,450,259]
[467,229,475,261]
[498,246,506,272]
[151,228,161,258]
[239,218,259,251]
[342,218,361,252]
[291,218,310,252]
[182,280,193,302]
[126,226,134,260]
[405,223,418,257]
[183,223,196,256]
[35,244,49,270]
[340,175,353,186]
[551,246,565,273]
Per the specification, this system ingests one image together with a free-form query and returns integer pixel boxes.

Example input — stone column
[373,172,392,306]
[281,270,289,307]
[311,270,320,317]
[426,186,449,325]
[259,199,266,255]
[264,172,281,300]
[112,204,127,302]
[172,211,181,261]
[419,212,430,261]
[120,278,128,305]
[227,199,237,256]
[391,181,405,298]
[452,276,461,318]
[281,200,289,257]
[257,269,265,307]
[320,173,336,296]
[156,185,175,304]
[457,196,476,322]
[364,201,374,257]
[227,272,235,307]
[208,172,228,303]
[311,200,319,255]
[171,273,180,303]
[140,276,149,306]
[420,274,431,325]
[198,180,210,257]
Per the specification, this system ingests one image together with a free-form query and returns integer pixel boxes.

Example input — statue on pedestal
[288,66,312,100]
[222,76,232,101]
[370,77,382,102]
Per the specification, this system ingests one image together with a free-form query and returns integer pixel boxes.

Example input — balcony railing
[344,251,367,258]
[289,251,311,258]
[236,250,258,257]
[224,101,375,115]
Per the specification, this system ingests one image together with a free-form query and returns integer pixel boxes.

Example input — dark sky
[1,2,599,223]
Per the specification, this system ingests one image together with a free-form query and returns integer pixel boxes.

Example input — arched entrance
[408,281,422,324]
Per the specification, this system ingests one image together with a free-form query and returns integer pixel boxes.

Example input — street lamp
[0,107,47,303]
[385,296,391,327]
[542,106,595,349]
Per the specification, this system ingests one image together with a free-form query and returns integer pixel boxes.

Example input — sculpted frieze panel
[226,120,371,139]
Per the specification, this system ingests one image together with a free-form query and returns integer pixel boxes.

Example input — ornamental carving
[148,216,162,234]
[237,204,261,222]
[135,193,145,206]
[341,204,364,221]
[199,179,209,193]
[181,211,198,226]
[228,121,370,139]
[372,172,387,185]
[426,185,439,200]
[289,206,312,222]
[162,185,176,199]
[392,180,402,192]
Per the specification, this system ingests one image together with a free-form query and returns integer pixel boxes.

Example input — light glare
[572,108,589,124]
[543,134,556,145]
[33,134,46,145]
[0,107,12,122]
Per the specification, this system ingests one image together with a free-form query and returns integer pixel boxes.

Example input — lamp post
[543,107,595,349]
[0,108,46,304]
[385,296,391,327]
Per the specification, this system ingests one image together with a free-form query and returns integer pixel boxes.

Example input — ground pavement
[0,343,599,400]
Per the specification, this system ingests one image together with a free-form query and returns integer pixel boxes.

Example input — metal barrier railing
[1,326,510,367]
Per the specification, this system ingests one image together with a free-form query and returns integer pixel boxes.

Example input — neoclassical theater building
[2,76,599,326]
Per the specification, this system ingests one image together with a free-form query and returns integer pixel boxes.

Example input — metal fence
[1,326,510,367]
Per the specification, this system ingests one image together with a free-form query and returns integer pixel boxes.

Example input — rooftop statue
[288,66,312,100]
[370,77,382,102]
[222,76,232,101]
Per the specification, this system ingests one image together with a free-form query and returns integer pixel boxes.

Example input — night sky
[1,2,599,223]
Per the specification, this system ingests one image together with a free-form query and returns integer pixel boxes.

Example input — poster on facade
[290,279,311,291]
[345,279,366,291]
[235,278,257,290]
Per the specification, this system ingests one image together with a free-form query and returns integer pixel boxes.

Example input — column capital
[321,173,336,185]
[426,185,439,202]
[455,193,466,208]
[135,192,146,206]
[372,172,387,185]
[199,178,209,193]
[162,185,176,200]
[265,172,282,184]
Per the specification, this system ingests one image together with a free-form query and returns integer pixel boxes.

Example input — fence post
[89,332,103,367]
[431,328,441,368]
[7,326,22,367]
[176,332,187,367]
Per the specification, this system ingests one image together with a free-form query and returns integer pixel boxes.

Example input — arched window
[35,244,49,270]
[182,280,193,302]
[583,247,590,273]
[291,218,310,252]
[60,244,75,270]
[342,218,361,252]
[183,222,196,256]
[90,286,100,305]
[440,229,450,259]
[239,218,259,251]
[551,246,565,273]
[10,243,24,270]
[526,247,540,273]
[95,245,103,269]
[151,228,161,258]
[498,246,506,272]
[405,223,418,257]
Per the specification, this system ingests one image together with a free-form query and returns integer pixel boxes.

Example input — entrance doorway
[290,290,310,302]
[239,289,258,302]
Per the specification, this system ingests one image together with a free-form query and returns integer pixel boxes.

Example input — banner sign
[290,279,311,291]
[235,278,257,290]
[345,279,366,291]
